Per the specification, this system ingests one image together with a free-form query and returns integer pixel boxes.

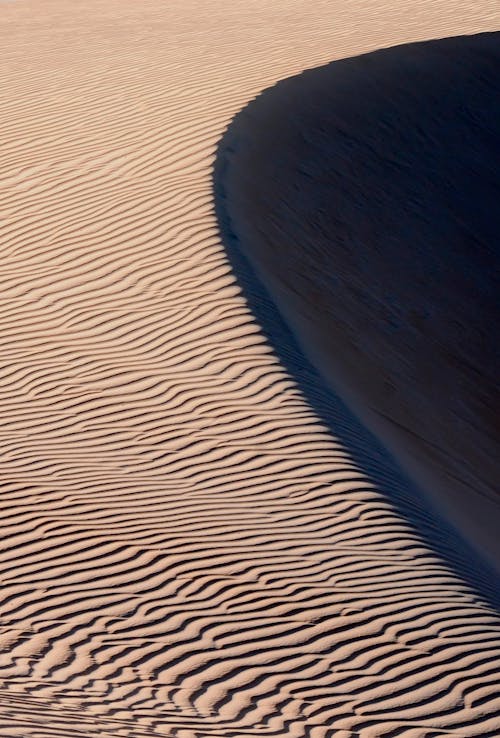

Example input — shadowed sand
[215,32,500,570]
[1,1,500,736]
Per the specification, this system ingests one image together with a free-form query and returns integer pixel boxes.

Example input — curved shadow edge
[213,32,500,605]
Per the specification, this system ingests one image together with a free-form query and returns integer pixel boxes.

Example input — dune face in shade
[216,32,500,567]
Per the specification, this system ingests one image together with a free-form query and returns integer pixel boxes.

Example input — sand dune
[216,32,500,570]
[1,1,500,736]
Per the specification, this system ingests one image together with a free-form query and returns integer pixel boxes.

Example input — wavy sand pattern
[1,1,499,736]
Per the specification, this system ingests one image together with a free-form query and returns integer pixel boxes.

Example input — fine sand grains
[1,1,499,737]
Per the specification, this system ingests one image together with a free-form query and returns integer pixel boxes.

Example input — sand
[216,32,500,571]
[1,1,499,737]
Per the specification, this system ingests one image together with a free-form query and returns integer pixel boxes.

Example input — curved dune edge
[215,32,500,572]
[2,2,500,736]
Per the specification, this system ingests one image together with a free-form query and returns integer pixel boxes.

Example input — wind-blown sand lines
[1,0,500,736]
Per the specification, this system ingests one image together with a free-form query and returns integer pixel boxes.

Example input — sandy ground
[1,1,499,737]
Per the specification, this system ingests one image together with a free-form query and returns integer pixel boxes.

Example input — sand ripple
[1,1,499,736]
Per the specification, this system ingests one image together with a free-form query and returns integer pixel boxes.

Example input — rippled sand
[1,2,499,736]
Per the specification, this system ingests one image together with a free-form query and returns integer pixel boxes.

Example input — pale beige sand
[1,2,500,737]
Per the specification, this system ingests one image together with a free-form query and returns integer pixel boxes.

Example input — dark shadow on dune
[213,32,500,609]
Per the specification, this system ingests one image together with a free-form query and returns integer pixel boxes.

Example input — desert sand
[1,1,499,737]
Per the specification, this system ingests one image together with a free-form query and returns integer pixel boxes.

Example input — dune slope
[1,2,500,737]
[216,32,500,569]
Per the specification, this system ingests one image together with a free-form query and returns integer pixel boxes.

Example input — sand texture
[1,1,500,736]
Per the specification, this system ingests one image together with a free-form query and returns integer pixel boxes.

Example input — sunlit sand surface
[1,2,499,736]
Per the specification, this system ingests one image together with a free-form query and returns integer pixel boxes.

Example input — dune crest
[216,32,500,570]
